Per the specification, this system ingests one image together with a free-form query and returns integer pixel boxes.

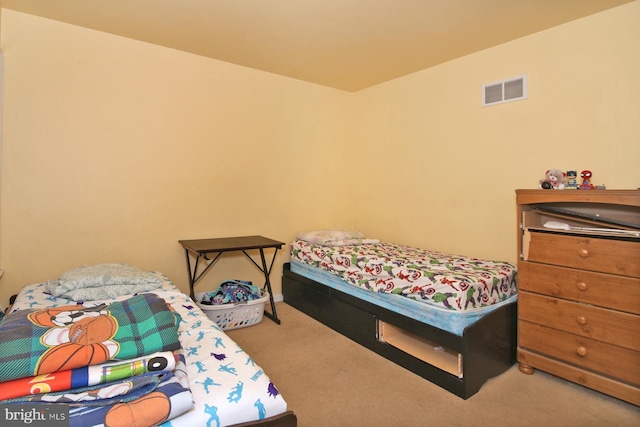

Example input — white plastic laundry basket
[195,290,269,331]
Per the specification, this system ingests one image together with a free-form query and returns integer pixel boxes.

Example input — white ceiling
[0,0,633,92]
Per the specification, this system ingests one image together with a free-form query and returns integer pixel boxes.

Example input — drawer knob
[576,282,588,291]
[576,316,587,325]
[577,346,588,357]
[578,248,589,258]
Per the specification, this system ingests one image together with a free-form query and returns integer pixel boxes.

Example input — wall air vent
[482,74,527,107]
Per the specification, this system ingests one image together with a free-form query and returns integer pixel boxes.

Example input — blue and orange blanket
[0,293,193,427]
[2,276,290,427]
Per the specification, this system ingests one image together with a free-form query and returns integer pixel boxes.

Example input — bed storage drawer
[283,267,377,347]
[518,321,640,385]
[378,321,462,378]
[282,263,517,399]
[518,292,640,351]
[519,261,640,315]
[526,231,640,276]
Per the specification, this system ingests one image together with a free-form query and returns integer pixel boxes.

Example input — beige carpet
[227,303,640,427]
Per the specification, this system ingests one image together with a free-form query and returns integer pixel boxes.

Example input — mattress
[291,260,517,336]
[4,272,289,427]
[291,240,517,310]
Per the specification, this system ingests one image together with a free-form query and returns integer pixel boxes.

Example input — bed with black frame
[282,233,518,399]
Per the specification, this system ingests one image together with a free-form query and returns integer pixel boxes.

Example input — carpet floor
[227,302,640,427]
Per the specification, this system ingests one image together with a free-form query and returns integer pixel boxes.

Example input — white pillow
[296,230,380,247]
[45,263,162,300]
[296,229,365,244]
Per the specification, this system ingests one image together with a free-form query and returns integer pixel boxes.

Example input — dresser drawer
[519,321,640,385]
[526,231,640,277]
[519,292,640,351]
[519,261,640,315]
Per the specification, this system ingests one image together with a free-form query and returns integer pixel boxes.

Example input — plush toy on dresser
[579,170,595,190]
[565,170,578,189]
[538,169,566,190]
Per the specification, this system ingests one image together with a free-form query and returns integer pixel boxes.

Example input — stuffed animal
[539,169,566,190]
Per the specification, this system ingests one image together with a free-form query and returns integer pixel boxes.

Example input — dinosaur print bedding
[291,239,517,311]
[2,271,289,427]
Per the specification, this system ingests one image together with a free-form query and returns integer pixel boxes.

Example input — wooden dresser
[515,189,640,405]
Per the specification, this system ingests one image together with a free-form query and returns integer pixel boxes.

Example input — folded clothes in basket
[199,280,262,305]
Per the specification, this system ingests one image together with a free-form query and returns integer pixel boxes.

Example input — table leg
[184,249,196,300]
[184,249,222,300]
[242,248,280,324]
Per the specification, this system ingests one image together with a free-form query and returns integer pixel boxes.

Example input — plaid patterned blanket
[0,293,181,383]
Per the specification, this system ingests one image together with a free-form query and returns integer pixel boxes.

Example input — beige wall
[0,9,356,304]
[1,3,639,306]
[353,2,640,260]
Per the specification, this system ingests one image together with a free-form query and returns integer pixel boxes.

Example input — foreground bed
[282,232,518,399]
[1,264,296,427]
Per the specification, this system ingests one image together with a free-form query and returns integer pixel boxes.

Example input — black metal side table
[179,235,284,324]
